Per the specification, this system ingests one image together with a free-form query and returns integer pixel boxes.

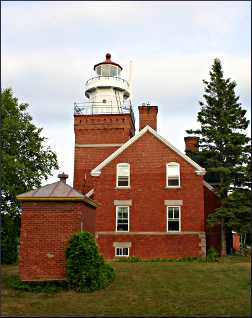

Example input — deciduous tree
[0,88,58,263]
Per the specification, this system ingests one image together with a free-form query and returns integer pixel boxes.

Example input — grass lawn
[1,256,250,317]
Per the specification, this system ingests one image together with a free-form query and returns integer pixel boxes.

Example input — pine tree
[186,58,250,255]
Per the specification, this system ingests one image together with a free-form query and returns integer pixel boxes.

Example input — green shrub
[65,231,115,292]
[206,247,219,262]
[116,256,207,263]
[178,256,198,262]
[4,275,68,293]
[147,258,177,262]
[116,256,142,263]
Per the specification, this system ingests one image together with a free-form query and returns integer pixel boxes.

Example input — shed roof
[16,180,97,207]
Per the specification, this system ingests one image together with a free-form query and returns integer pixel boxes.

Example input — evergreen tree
[186,58,250,255]
[208,189,250,252]
[0,88,59,263]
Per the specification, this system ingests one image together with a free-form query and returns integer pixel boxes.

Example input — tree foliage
[1,88,58,214]
[1,214,19,264]
[185,58,251,253]
[65,232,115,292]
[0,88,58,263]
[186,58,250,199]
[208,189,251,249]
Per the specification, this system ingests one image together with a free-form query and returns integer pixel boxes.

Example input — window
[96,65,102,76]
[110,66,118,77]
[101,65,111,76]
[167,206,181,232]
[166,163,180,187]
[116,206,129,232]
[117,163,130,187]
[115,247,129,257]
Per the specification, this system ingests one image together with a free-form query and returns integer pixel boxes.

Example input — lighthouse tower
[73,54,135,193]
[83,53,131,114]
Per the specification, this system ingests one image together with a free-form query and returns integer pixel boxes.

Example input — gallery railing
[74,101,135,125]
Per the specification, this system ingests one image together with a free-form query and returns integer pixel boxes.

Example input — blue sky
[2,1,251,186]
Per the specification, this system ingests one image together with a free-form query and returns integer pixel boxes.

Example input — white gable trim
[91,125,206,177]
[203,181,217,194]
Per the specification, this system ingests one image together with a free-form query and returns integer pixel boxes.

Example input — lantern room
[94,53,122,77]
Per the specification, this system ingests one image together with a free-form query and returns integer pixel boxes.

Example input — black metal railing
[74,101,135,125]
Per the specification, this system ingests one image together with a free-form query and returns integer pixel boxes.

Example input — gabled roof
[91,125,206,176]
[17,181,97,207]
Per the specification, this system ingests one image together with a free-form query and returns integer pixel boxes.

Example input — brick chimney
[184,137,199,153]
[138,104,158,131]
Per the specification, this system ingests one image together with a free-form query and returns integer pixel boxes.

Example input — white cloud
[2,1,250,187]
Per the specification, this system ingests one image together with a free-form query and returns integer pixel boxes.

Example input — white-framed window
[116,163,130,188]
[116,206,129,232]
[167,206,181,232]
[166,162,180,187]
[115,247,129,257]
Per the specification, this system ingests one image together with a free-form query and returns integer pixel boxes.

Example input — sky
[2,1,251,187]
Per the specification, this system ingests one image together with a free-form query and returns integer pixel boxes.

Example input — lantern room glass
[95,65,121,77]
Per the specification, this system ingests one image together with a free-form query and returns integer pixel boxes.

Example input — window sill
[167,231,181,233]
[115,187,131,189]
[116,231,130,233]
[165,186,181,189]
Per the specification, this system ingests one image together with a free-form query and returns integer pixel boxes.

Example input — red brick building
[73,54,222,259]
[18,54,223,281]
[17,173,97,281]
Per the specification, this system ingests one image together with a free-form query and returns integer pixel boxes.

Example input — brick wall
[19,201,95,281]
[74,113,135,193]
[97,234,202,259]
[92,131,205,258]
[204,186,222,254]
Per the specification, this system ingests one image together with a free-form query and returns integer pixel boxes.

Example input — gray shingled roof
[17,181,97,207]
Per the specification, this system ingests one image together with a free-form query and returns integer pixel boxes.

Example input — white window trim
[116,163,130,188]
[114,200,132,206]
[167,206,181,232]
[166,162,181,188]
[116,206,130,232]
[115,246,129,257]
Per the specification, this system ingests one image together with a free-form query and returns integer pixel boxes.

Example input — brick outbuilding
[17,173,97,281]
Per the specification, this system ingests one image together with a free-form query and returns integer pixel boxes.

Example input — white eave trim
[203,180,217,193]
[85,188,95,197]
[196,170,206,176]
[91,125,205,177]
[91,171,101,177]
